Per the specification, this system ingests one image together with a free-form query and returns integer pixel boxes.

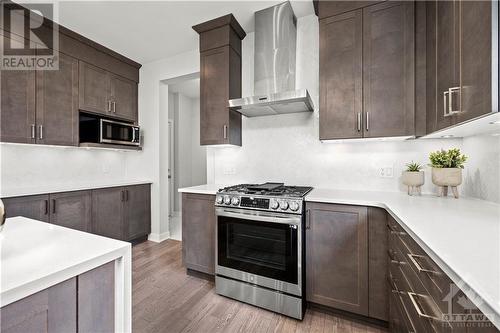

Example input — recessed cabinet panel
[305,202,369,316]
[319,10,363,140]
[0,35,36,144]
[362,1,415,138]
[3,195,49,222]
[182,193,216,274]
[50,191,92,232]
[110,74,138,122]
[78,61,111,115]
[124,184,151,241]
[36,52,79,146]
[91,187,124,240]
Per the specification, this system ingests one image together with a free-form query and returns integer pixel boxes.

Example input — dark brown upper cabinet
[193,14,245,146]
[36,52,79,146]
[319,1,417,140]
[0,33,36,144]
[426,1,494,133]
[79,61,138,123]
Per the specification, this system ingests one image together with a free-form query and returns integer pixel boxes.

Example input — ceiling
[57,1,315,64]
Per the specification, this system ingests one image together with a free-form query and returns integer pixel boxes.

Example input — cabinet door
[181,193,216,274]
[36,52,78,146]
[78,61,110,114]
[427,1,459,133]
[110,74,138,122]
[363,1,415,138]
[0,277,76,333]
[78,262,115,333]
[457,1,492,124]
[306,202,368,315]
[3,195,49,222]
[123,184,150,241]
[368,207,388,321]
[200,47,230,145]
[49,191,91,232]
[319,10,363,140]
[92,187,124,240]
[0,34,36,144]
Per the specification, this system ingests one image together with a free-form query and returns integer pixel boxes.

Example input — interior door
[36,52,79,146]
[78,61,110,115]
[49,191,92,232]
[319,10,363,140]
[110,74,137,122]
[362,1,415,138]
[0,33,36,144]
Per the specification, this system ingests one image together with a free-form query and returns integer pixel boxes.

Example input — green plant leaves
[429,148,467,169]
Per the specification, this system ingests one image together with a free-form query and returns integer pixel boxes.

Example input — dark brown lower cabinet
[181,193,216,275]
[0,262,115,333]
[92,184,151,241]
[305,202,369,316]
[0,278,76,333]
[3,195,50,222]
[2,184,150,242]
[368,207,388,321]
[78,261,115,333]
[49,191,92,232]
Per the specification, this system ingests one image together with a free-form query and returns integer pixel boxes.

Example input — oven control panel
[215,194,303,214]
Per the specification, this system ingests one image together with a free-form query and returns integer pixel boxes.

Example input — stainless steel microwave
[79,114,140,147]
[100,119,140,146]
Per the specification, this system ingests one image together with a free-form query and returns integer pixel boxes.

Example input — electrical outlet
[379,166,394,178]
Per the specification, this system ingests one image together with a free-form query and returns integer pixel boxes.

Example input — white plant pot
[402,171,425,187]
[431,168,462,186]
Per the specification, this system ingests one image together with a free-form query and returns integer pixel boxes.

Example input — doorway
[165,74,206,240]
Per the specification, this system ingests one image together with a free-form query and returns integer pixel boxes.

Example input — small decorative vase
[431,168,462,198]
[402,171,425,196]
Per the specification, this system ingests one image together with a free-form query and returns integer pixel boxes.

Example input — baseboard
[148,231,170,243]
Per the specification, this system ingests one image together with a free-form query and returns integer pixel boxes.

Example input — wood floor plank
[132,241,387,333]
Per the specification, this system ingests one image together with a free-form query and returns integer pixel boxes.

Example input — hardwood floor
[132,240,388,333]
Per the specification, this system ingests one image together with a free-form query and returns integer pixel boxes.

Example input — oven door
[100,119,140,146]
[215,207,302,296]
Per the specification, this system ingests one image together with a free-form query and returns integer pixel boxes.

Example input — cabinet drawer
[396,230,454,314]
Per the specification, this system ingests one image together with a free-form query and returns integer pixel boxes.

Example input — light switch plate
[379,166,394,178]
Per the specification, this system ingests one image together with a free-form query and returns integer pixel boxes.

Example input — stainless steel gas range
[214,182,313,320]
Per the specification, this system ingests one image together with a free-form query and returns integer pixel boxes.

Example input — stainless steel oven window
[215,207,302,296]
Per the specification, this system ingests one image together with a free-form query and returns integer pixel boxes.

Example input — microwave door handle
[99,119,104,142]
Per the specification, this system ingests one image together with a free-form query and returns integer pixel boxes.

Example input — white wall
[207,14,499,202]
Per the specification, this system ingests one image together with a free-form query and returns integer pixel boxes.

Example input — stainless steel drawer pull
[448,87,461,116]
[366,112,369,131]
[223,125,228,139]
[443,90,449,117]
[407,254,440,275]
[38,125,43,140]
[31,124,36,139]
[387,224,407,236]
[407,292,442,321]
[357,112,361,132]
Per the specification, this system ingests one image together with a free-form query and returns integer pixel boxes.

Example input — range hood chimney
[228,1,314,117]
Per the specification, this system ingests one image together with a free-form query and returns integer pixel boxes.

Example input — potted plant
[402,162,425,195]
[429,148,467,198]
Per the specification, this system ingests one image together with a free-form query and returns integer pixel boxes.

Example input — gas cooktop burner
[218,182,313,198]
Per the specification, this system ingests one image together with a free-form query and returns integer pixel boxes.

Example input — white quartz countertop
[0,180,153,198]
[306,188,500,328]
[178,184,227,195]
[0,217,131,308]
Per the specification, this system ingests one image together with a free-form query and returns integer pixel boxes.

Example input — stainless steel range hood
[228,1,314,117]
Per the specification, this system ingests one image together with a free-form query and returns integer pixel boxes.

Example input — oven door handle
[216,209,301,226]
